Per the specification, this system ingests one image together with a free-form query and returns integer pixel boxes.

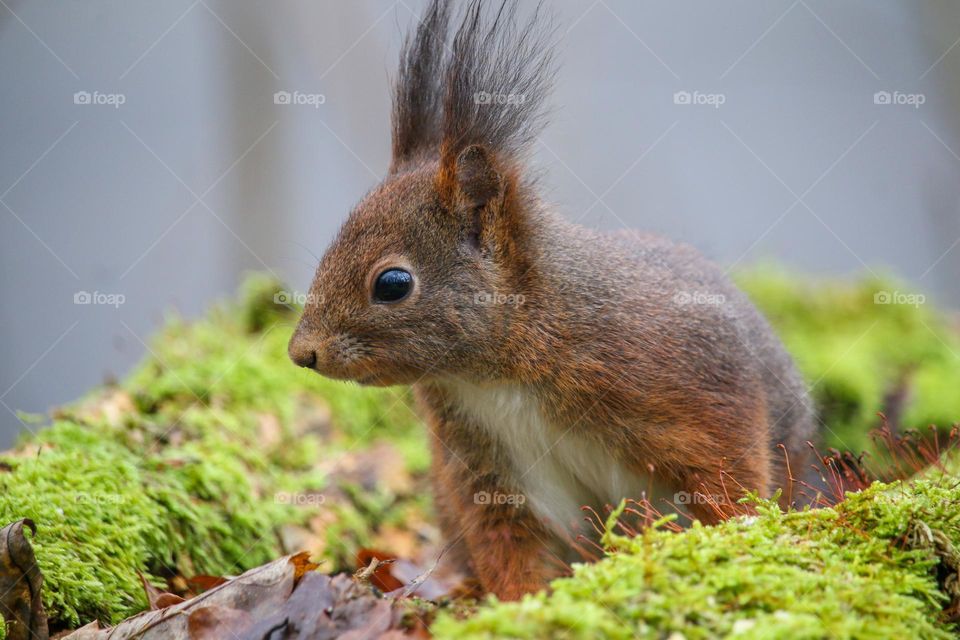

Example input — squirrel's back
[518,209,816,481]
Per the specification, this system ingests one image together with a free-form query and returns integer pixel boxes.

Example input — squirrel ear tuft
[453,144,502,209]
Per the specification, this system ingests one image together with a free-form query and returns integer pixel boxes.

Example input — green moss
[122,275,424,467]
[0,423,167,624]
[3,269,959,633]
[434,471,960,639]
[0,275,428,628]
[737,268,960,451]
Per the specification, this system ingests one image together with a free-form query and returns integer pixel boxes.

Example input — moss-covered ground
[0,275,430,628]
[0,270,957,635]
[433,469,960,639]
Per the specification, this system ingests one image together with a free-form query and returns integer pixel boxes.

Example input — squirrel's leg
[673,458,771,524]
[679,446,772,524]
[457,481,563,598]
[427,423,474,583]
[422,401,565,599]
[642,410,774,524]
[433,433,565,599]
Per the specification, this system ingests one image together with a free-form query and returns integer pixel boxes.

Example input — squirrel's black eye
[373,268,413,303]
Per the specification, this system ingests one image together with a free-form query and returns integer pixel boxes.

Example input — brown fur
[289,0,816,599]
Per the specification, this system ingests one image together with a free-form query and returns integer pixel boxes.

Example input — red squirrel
[288,0,816,600]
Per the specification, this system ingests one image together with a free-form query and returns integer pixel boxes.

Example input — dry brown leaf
[185,575,229,593]
[63,554,300,639]
[356,549,404,593]
[65,554,421,639]
[0,519,49,640]
[357,547,461,601]
[138,571,185,610]
[290,550,320,581]
[186,606,252,640]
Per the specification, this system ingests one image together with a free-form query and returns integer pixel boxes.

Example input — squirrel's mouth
[353,370,408,387]
[354,373,387,387]
[308,363,380,385]
[351,360,428,387]
[318,356,388,386]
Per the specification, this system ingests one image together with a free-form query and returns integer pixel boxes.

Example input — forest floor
[0,271,958,639]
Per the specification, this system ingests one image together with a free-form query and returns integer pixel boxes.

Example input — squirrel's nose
[288,333,318,369]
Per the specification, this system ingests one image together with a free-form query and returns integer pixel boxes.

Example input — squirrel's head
[289,0,556,386]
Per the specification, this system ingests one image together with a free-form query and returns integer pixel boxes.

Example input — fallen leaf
[65,554,420,639]
[358,548,460,601]
[185,575,229,593]
[168,575,189,595]
[0,519,49,640]
[63,554,301,639]
[290,550,320,581]
[186,606,252,640]
[356,549,403,593]
[138,571,185,610]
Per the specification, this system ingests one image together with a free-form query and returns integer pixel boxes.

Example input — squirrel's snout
[288,330,366,381]
[288,332,320,369]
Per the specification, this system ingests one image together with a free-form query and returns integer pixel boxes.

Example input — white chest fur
[446,381,670,537]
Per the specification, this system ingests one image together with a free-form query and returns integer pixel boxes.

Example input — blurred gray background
[2,0,959,447]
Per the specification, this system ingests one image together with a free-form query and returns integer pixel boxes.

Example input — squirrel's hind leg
[635,407,775,525]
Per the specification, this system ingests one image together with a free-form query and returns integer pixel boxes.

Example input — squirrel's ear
[452,144,502,209]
